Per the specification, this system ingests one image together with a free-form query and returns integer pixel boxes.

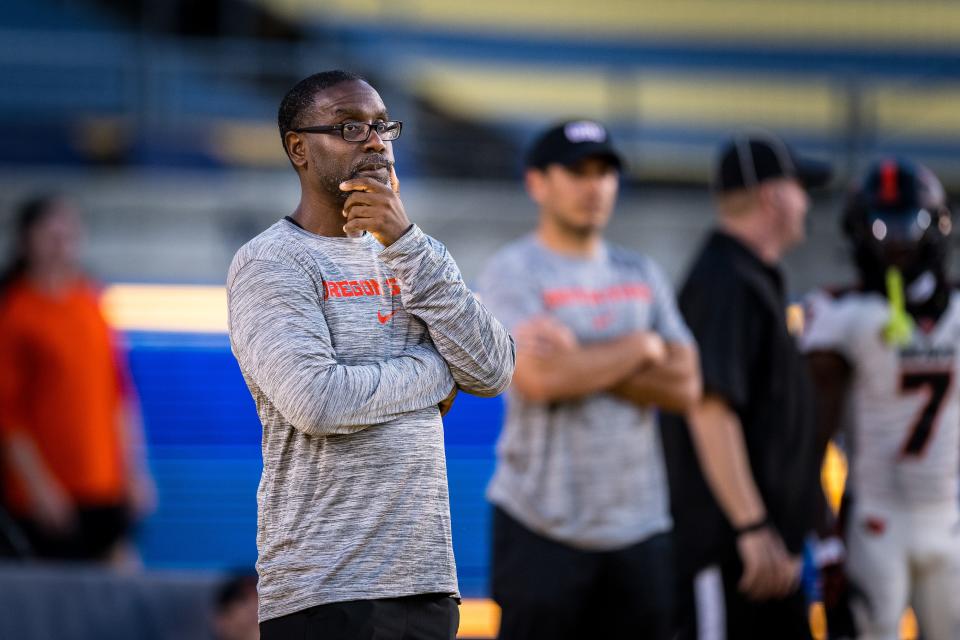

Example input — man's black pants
[259,593,459,640]
[674,544,812,640]
[491,506,675,640]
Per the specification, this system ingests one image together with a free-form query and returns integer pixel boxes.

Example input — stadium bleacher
[249,0,960,186]
[4,0,960,185]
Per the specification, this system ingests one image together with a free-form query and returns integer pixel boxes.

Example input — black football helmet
[842,158,952,294]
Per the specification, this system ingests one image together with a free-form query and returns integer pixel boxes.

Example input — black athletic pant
[259,593,459,640]
[14,503,131,561]
[491,506,675,640]
[0,507,30,558]
[674,544,812,640]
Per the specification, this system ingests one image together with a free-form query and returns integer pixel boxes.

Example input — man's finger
[739,557,759,594]
[343,193,387,208]
[528,317,567,337]
[761,539,785,598]
[767,565,789,599]
[790,558,802,591]
[343,219,369,236]
[342,192,389,218]
[769,547,794,599]
[780,557,801,598]
[339,177,389,193]
[438,387,457,416]
[767,536,795,597]
[343,201,377,219]
[343,190,379,204]
[515,335,543,353]
[743,539,777,600]
[531,344,554,359]
[389,164,400,194]
[751,563,776,600]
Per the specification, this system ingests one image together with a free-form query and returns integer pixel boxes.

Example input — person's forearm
[5,432,61,504]
[513,333,649,403]
[378,226,515,397]
[687,395,767,529]
[229,258,457,435]
[117,398,158,517]
[245,343,456,436]
[610,343,701,413]
[4,431,75,532]
[119,399,148,475]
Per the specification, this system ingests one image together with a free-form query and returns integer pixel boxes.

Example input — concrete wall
[0,168,915,298]
[0,562,222,640]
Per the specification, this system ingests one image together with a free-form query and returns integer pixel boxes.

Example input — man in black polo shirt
[662,132,832,639]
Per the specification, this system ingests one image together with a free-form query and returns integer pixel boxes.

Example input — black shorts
[491,506,675,640]
[16,503,133,561]
[259,593,459,640]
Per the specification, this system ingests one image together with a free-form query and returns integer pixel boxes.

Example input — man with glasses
[227,70,515,640]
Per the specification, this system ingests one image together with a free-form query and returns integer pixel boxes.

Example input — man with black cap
[661,130,832,639]
[477,121,701,640]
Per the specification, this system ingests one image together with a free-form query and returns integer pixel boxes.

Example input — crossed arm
[378,227,516,398]
[509,315,700,413]
[229,258,457,435]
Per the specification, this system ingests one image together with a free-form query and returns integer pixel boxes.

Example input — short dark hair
[277,70,364,157]
[1,193,66,294]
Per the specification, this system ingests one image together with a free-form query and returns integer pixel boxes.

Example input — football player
[803,158,960,640]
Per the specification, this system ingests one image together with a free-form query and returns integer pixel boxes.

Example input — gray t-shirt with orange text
[478,234,691,550]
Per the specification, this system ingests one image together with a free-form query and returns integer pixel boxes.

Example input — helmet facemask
[843,159,952,304]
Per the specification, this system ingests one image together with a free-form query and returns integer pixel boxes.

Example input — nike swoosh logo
[377,310,397,324]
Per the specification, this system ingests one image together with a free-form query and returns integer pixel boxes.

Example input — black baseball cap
[714,131,832,193]
[525,120,624,171]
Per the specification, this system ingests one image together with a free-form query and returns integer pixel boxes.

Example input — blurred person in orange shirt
[0,194,155,565]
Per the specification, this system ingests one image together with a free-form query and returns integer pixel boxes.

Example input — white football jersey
[802,289,960,505]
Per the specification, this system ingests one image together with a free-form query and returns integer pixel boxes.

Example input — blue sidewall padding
[128,332,502,597]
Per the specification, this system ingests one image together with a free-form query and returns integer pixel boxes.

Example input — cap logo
[564,121,606,144]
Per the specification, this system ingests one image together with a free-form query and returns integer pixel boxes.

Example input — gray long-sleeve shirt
[227,220,514,622]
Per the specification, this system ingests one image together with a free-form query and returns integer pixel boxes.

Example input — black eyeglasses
[293,121,402,143]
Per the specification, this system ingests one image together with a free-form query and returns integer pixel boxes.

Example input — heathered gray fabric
[227,220,514,622]
[478,234,692,551]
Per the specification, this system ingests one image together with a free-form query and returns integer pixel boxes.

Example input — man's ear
[284,131,308,169]
[525,168,546,204]
[757,181,781,211]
